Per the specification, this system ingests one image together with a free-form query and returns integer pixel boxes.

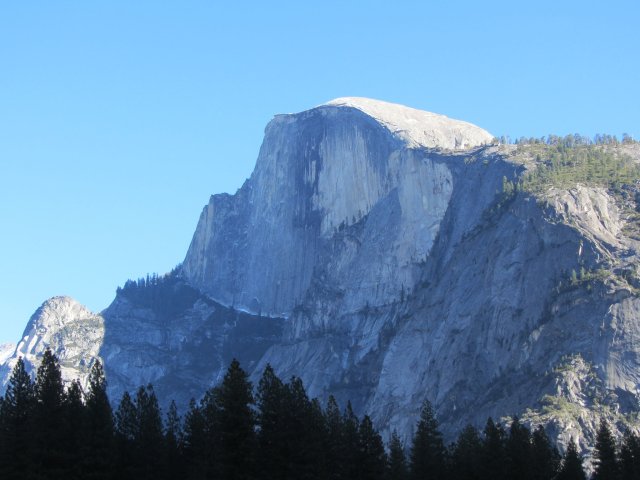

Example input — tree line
[495,133,637,147]
[1,350,639,480]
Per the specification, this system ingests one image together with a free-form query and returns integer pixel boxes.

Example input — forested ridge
[1,351,638,480]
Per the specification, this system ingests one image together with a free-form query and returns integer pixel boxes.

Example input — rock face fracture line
[3,98,640,466]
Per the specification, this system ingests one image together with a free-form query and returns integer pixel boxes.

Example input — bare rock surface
[2,99,640,465]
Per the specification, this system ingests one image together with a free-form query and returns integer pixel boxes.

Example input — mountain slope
[2,98,639,463]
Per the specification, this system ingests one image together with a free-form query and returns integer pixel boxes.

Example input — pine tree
[593,419,619,480]
[387,431,408,480]
[450,425,482,480]
[182,398,207,480]
[135,384,164,480]
[165,400,183,480]
[62,380,86,480]
[307,397,329,480]
[357,415,387,480]
[343,401,361,480]
[84,360,114,480]
[505,417,533,480]
[200,387,222,478]
[479,418,506,480]
[325,395,346,480]
[620,430,640,480]
[33,348,66,479]
[114,391,137,480]
[216,358,256,480]
[0,357,35,479]
[283,376,319,479]
[530,425,560,480]
[256,364,286,479]
[409,400,446,480]
[556,438,586,480]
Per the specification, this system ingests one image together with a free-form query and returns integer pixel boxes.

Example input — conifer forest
[2,350,639,480]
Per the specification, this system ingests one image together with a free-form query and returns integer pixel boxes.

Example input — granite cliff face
[2,98,639,461]
[182,97,492,316]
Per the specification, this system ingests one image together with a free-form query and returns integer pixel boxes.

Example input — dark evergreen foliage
[342,401,361,480]
[63,380,86,480]
[0,357,35,479]
[33,348,66,479]
[114,391,137,480]
[216,358,256,480]
[620,430,640,480]
[531,425,561,480]
[479,417,506,480]
[84,360,114,480]
[409,400,446,479]
[182,397,208,479]
[256,364,287,479]
[387,430,409,480]
[357,415,387,480]
[165,400,183,480]
[557,438,586,480]
[135,385,165,480]
[0,355,597,480]
[449,424,482,480]
[505,416,533,480]
[325,395,347,480]
[593,419,619,480]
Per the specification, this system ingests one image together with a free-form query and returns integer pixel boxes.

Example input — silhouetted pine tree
[593,419,619,480]
[479,418,506,480]
[33,348,66,479]
[135,384,164,480]
[284,376,319,479]
[114,391,137,480]
[530,425,560,480]
[343,401,361,480]
[620,430,640,480]
[165,400,184,480]
[325,395,346,480]
[84,360,114,480]
[505,417,533,480]
[182,398,208,480]
[256,364,287,479]
[556,438,586,480]
[62,380,86,480]
[357,415,387,480]
[200,387,222,478]
[409,400,446,480]
[0,357,35,479]
[216,358,256,480]
[307,398,329,479]
[387,431,408,480]
[449,425,482,480]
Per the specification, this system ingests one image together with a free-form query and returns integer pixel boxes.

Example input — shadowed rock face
[2,98,639,464]
[1,278,284,409]
[182,99,492,316]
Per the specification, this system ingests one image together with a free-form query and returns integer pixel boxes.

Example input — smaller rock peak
[38,295,92,315]
[42,295,82,307]
[28,296,98,331]
[320,97,494,150]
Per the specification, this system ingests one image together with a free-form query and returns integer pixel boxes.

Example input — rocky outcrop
[2,98,639,463]
[0,343,16,365]
[0,296,104,389]
[98,275,284,406]
[0,279,284,408]
[181,98,493,316]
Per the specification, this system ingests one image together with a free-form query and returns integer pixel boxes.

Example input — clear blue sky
[1,1,638,344]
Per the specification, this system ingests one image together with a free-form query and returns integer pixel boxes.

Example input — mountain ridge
[3,98,640,466]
